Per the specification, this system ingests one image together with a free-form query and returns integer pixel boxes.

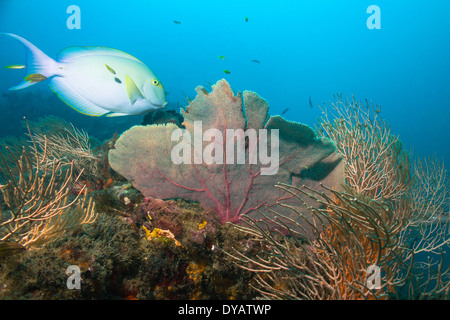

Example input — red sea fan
[109,80,344,227]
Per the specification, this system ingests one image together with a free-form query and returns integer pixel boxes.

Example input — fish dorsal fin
[57,46,143,63]
[126,75,144,104]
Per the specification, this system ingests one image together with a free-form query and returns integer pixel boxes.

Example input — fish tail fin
[0,33,59,90]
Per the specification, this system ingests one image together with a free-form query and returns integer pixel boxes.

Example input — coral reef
[228,95,450,300]
[25,116,102,186]
[1,82,447,300]
[21,115,127,195]
[109,79,344,228]
[30,119,100,178]
[0,193,258,299]
[141,109,184,128]
[0,119,97,249]
[317,95,411,202]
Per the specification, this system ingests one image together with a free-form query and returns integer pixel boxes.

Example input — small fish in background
[281,108,289,116]
[180,90,194,104]
[218,55,226,60]
[223,70,231,74]
[4,64,25,69]
[251,59,260,63]
[423,213,450,226]
[25,73,47,83]
[309,96,313,108]
[173,20,181,24]
[0,32,167,117]
[0,241,26,257]
[105,63,116,74]
[105,63,122,84]
[245,16,249,22]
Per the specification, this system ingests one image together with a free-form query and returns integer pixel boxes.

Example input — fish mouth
[149,98,167,109]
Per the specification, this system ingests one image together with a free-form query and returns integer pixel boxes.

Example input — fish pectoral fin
[49,77,110,116]
[126,75,144,104]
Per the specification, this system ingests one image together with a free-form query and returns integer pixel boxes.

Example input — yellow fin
[126,75,144,104]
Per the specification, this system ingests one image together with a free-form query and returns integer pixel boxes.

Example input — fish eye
[152,79,159,86]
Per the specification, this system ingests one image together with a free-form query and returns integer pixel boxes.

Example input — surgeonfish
[0,33,167,117]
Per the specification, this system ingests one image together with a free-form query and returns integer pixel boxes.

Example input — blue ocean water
[0,0,449,165]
